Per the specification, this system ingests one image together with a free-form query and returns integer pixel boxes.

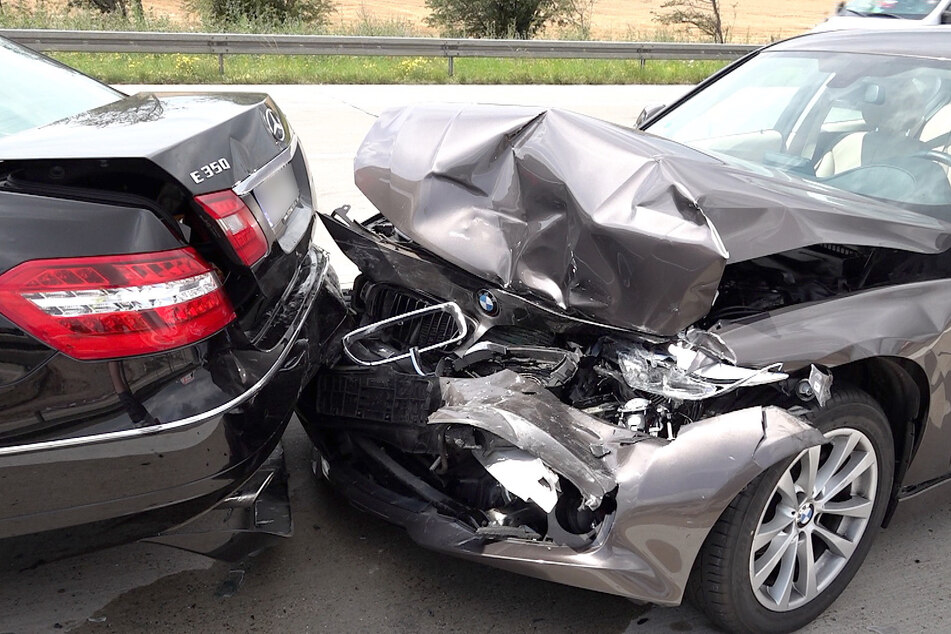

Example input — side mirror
[635,104,666,129]
[941,9,951,24]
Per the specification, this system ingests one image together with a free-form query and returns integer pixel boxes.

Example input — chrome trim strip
[341,301,468,367]
[232,135,299,197]
[0,247,329,458]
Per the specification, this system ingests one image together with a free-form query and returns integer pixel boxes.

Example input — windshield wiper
[838,6,908,17]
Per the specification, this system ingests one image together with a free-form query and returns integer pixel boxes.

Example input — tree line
[74,0,731,42]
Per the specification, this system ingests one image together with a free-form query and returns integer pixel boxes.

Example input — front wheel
[689,387,895,633]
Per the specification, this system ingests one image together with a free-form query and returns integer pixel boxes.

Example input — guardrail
[0,28,761,75]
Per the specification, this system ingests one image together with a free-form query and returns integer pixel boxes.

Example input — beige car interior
[816,75,951,178]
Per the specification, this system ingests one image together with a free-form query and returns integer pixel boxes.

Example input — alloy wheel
[749,427,879,611]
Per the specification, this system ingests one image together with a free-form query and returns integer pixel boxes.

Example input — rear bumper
[144,444,293,561]
[0,246,347,567]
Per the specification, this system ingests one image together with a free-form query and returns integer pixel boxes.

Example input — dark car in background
[0,37,347,568]
[302,29,951,633]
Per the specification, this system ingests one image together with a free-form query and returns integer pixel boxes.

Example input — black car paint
[0,246,345,567]
[0,192,181,291]
[0,40,346,566]
[0,92,290,195]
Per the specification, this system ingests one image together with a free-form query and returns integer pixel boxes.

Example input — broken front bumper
[299,369,824,606]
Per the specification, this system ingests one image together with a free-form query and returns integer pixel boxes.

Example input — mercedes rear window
[0,38,122,138]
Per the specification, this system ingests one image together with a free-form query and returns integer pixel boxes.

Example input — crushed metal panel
[355,104,727,335]
[431,370,639,507]
[355,104,951,335]
[392,404,825,604]
[572,405,826,603]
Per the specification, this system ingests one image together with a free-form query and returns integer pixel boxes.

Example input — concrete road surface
[1,84,949,633]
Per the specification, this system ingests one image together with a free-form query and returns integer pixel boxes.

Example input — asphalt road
[2,85,949,633]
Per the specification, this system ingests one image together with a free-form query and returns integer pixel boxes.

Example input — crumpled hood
[355,103,951,335]
[0,92,290,194]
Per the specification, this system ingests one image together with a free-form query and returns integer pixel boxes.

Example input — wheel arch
[828,355,930,525]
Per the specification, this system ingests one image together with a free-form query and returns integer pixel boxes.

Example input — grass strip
[50,52,726,84]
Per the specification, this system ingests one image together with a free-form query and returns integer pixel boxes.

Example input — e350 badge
[190,157,231,184]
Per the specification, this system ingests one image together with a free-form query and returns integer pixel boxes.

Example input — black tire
[688,386,895,633]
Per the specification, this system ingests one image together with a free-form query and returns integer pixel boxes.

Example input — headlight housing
[617,341,787,400]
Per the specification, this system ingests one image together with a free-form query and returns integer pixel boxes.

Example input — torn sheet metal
[469,405,824,603]
[355,104,951,335]
[431,370,639,508]
[473,446,560,513]
[313,397,824,604]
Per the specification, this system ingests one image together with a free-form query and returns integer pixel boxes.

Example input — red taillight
[0,248,235,360]
[194,190,268,266]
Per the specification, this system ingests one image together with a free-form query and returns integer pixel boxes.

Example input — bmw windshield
[646,50,951,209]
[0,38,121,138]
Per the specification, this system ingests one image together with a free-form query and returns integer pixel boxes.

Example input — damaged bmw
[299,29,951,632]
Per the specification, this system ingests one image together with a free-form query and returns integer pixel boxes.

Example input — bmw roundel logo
[477,289,499,315]
[796,503,816,528]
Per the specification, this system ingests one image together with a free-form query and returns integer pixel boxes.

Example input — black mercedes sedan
[0,37,347,567]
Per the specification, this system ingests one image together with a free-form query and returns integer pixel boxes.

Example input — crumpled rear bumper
[302,369,824,605]
[145,444,293,561]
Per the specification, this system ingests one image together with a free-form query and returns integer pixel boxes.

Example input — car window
[647,51,951,211]
[841,0,942,19]
[649,55,821,145]
[665,86,801,142]
[0,38,121,138]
